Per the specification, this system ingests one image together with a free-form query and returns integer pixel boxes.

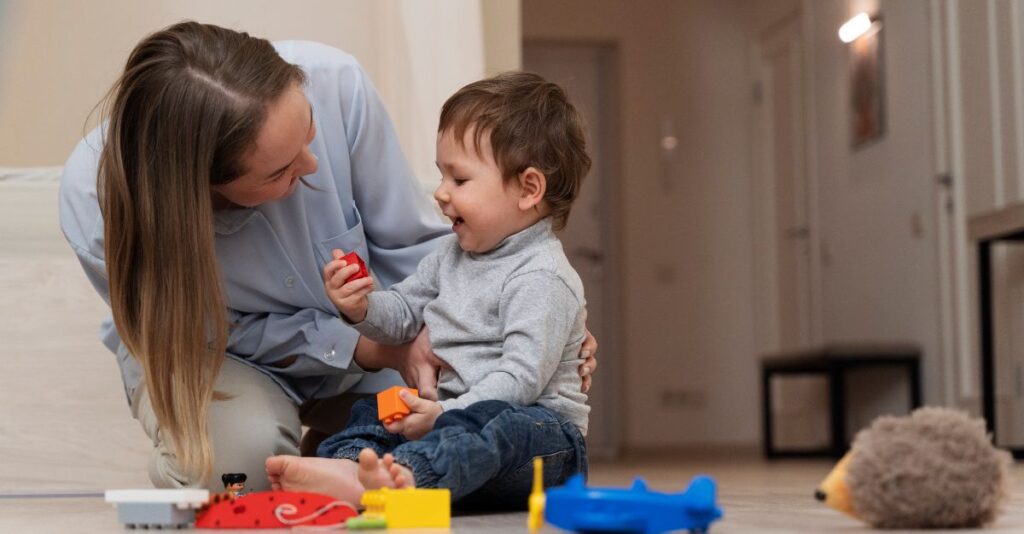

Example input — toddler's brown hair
[439,72,591,230]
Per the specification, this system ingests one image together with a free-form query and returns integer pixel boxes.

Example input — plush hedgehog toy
[815,407,1012,529]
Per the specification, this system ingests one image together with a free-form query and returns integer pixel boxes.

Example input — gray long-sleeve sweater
[351,218,590,434]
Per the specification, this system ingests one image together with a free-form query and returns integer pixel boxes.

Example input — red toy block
[340,251,370,284]
[194,490,357,529]
[377,386,419,424]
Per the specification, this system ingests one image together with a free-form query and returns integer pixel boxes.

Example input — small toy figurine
[221,473,247,498]
[105,488,209,529]
[377,385,419,424]
[816,407,1012,529]
[544,474,722,534]
[334,249,370,284]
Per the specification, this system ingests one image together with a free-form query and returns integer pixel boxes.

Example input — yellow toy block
[377,386,419,424]
[360,487,451,529]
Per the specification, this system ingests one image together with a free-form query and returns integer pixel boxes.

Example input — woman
[59,21,597,491]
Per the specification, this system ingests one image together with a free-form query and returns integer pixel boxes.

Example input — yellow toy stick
[528,457,546,532]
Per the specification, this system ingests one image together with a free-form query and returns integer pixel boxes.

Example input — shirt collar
[214,208,258,235]
[470,218,554,260]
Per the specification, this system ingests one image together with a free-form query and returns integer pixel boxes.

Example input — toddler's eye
[454,178,467,186]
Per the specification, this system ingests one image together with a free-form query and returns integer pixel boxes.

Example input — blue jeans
[317,399,588,509]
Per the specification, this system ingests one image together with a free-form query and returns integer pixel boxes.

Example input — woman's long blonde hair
[99,21,304,482]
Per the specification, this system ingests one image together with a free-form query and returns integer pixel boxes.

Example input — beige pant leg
[131,357,301,492]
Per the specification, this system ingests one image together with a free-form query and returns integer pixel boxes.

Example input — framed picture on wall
[850,20,886,148]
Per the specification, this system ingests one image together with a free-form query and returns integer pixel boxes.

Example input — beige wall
[0,0,519,172]
[524,0,760,449]
[482,0,522,75]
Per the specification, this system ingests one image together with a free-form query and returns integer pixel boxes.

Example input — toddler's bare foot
[357,449,417,489]
[265,455,364,504]
[385,454,416,488]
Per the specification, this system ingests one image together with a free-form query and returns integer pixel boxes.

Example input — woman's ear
[517,167,547,211]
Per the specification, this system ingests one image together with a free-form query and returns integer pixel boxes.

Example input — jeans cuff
[329,448,364,462]
[391,446,441,489]
[318,424,393,460]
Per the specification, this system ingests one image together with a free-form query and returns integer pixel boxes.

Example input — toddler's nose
[433,185,449,204]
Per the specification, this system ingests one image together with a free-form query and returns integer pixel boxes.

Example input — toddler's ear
[517,167,547,211]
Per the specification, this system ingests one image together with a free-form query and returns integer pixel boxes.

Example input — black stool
[761,343,921,458]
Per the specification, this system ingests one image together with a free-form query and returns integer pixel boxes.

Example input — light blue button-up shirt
[58,41,450,404]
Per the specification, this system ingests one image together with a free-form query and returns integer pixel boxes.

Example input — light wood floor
[3,182,1022,532]
[3,456,1024,533]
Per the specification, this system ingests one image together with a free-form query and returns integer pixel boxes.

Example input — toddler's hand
[383,390,442,440]
[324,249,374,323]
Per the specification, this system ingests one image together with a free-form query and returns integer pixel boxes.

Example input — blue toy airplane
[544,474,723,534]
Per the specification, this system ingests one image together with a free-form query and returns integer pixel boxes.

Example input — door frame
[929,0,973,409]
[749,8,822,354]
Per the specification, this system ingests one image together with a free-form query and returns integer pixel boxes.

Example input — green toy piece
[346,516,388,529]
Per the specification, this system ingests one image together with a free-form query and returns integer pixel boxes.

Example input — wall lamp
[838,12,879,43]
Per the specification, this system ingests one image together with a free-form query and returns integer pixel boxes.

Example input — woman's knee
[139,358,302,491]
[147,415,298,491]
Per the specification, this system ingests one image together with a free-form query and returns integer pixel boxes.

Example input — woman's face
[212,83,319,208]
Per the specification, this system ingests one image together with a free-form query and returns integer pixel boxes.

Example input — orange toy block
[377,386,419,424]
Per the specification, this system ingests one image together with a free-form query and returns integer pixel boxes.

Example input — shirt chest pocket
[315,204,371,275]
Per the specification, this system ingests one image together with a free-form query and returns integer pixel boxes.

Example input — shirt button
[284,276,296,288]
[324,349,335,361]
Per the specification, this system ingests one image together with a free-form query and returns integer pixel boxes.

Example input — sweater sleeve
[351,243,446,344]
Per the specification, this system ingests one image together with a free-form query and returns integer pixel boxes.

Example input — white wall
[806,2,945,402]
[524,0,760,449]
[525,0,963,451]
[803,0,1024,445]
[944,0,1024,445]
[6,0,1010,453]
[0,0,520,189]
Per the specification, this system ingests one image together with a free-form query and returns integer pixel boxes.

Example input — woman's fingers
[580,329,598,361]
[577,329,598,392]
[405,327,441,400]
[408,358,439,401]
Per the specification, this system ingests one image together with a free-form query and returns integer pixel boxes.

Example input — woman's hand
[354,327,446,400]
[391,326,447,400]
[579,329,598,393]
